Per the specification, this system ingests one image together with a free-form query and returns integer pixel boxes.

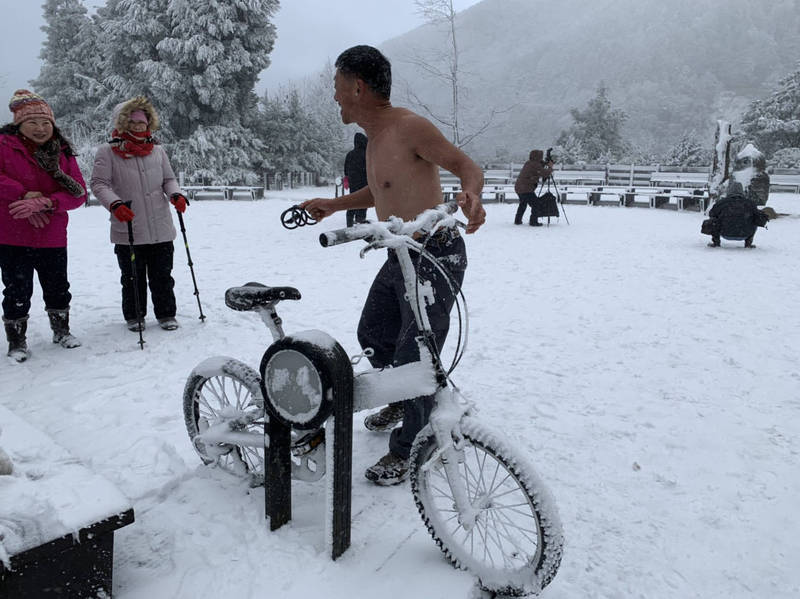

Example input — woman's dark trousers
[0,245,71,320]
[114,241,176,321]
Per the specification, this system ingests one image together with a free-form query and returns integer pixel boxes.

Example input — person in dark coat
[344,132,368,226]
[514,149,553,226]
[705,183,766,248]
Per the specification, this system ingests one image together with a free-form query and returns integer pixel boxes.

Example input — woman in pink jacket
[0,90,87,362]
[91,96,188,332]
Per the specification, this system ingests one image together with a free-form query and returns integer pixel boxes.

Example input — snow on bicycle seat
[225,283,301,311]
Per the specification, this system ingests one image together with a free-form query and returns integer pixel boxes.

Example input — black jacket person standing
[344,132,368,226]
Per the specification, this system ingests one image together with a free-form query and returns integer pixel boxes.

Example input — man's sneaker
[365,452,409,486]
[364,403,404,432]
[158,317,179,330]
[126,319,145,332]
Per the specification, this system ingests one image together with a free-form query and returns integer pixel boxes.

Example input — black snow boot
[4,316,30,362]
[47,309,81,348]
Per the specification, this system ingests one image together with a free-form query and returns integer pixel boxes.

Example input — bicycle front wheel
[410,416,563,596]
[183,357,265,481]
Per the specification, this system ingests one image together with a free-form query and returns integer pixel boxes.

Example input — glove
[8,196,51,219]
[27,212,51,229]
[170,193,188,213]
[111,201,135,222]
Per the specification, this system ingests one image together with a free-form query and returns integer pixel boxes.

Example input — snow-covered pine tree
[257,88,320,176]
[31,0,107,174]
[155,0,278,181]
[301,62,356,176]
[664,132,712,166]
[740,63,800,158]
[32,0,102,132]
[556,85,629,162]
[95,0,171,116]
[157,0,278,136]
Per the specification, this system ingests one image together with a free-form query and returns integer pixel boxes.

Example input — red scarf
[110,129,155,158]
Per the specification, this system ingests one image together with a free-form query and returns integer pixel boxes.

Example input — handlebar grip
[319,227,363,247]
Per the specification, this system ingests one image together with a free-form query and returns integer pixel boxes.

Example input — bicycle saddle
[225,282,301,311]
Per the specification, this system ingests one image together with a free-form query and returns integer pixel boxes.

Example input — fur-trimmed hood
[112,96,160,133]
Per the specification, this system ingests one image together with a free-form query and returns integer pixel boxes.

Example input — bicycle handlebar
[319,201,461,248]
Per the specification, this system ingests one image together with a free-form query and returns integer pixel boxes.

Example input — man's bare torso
[365,108,443,222]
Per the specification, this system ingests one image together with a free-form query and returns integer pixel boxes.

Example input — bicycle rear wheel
[410,416,563,596]
[183,357,265,482]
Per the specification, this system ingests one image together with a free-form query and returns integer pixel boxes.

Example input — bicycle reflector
[259,332,353,431]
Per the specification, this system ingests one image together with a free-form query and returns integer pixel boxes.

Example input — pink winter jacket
[91,143,181,245]
[0,133,87,248]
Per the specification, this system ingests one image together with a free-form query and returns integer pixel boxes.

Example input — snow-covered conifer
[740,64,800,157]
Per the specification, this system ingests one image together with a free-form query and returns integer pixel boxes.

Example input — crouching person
[0,90,86,362]
[703,182,768,249]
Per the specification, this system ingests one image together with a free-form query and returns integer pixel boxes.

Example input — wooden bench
[552,169,606,186]
[649,172,710,188]
[0,406,134,598]
[769,174,800,193]
[441,183,515,203]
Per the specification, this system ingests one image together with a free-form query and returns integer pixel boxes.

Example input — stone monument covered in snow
[731,143,770,206]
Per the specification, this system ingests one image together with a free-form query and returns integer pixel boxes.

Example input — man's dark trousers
[357,232,467,459]
[515,192,536,224]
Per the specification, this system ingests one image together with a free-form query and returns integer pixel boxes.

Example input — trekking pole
[125,210,145,350]
[175,200,206,322]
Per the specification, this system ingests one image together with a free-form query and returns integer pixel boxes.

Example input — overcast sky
[0,0,482,122]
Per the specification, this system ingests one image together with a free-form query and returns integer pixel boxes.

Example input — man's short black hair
[335,45,392,100]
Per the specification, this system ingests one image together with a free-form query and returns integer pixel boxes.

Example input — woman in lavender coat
[91,96,189,332]
[0,90,86,362]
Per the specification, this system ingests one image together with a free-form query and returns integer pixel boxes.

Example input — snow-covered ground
[2,190,799,598]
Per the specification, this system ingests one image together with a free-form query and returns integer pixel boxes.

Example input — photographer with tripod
[514,148,554,226]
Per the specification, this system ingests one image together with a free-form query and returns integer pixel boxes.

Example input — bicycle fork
[426,387,481,531]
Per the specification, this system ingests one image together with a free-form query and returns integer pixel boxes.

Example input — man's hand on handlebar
[456,190,486,234]
[299,198,337,222]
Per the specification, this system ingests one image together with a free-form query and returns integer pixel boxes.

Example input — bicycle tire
[409,416,563,596]
[183,357,266,481]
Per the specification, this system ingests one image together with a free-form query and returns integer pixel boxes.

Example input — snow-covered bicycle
[182,202,563,597]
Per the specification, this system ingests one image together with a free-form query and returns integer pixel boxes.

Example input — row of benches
[444,169,800,192]
[442,183,710,212]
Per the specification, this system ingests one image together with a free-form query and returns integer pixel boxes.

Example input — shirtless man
[301,45,485,485]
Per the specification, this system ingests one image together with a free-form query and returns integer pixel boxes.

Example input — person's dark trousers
[0,244,71,320]
[346,209,368,227]
[515,193,536,224]
[357,232,467,459]
[114,241,176,321]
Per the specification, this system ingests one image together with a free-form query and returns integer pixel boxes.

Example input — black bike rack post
[329,374,353,560]
[262,338,354,560]
[265,418,292,530]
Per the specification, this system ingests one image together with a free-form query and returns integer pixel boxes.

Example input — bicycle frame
[322,210,480,530]
[196,205,478,524]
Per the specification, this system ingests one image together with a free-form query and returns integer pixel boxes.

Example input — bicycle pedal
[290,428,325,457]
